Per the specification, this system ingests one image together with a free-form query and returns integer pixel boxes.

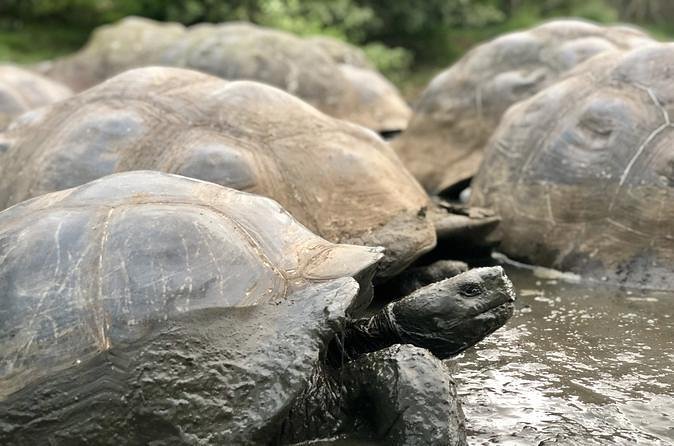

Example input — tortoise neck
[327,304,402,367]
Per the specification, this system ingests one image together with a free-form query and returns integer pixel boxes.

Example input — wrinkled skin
[332,267,515,362]
[393,19,653,193]
[471,43,674,290]
[0,67,433,278]
[40,17,410,133]
[0,172,514,445]
[388,267,515,358]
[0,65,71,131]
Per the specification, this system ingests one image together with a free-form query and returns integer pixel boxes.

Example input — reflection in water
[447,260,674,445]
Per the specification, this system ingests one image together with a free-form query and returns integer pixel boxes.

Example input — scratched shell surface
[42,17,410,132]
[393,19,654,193]
[0,276,362,444]
[0,66,433,277]
[0,65,71,131]
[470,44,674,289]
[0,171,382,399]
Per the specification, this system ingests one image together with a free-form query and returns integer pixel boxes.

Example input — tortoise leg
[429,199,501,255]
[340,344,468,446]
[275,361,350,444]
[278,345,468,445]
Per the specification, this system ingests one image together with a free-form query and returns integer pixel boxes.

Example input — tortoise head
[387,266,516,359]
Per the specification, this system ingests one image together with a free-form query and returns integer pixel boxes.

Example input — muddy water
[447,259,674,445]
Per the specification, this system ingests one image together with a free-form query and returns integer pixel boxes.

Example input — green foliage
[503,0,618,24]
[254,0,374,40]
[349,0,506,64]
[0,23,88,63]
[0,0,668,90]
[239,1,411,79]
[362,43,413,83]
[0,1,622,51]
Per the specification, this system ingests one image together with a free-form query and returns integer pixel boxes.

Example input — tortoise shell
[0,65,71,130]
[393,19,653,193]
[471,43,674,289]
[0,170,382,400]
[42,17,410,132]
[0,66,433,277]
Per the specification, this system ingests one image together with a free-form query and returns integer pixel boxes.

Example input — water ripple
[447,264,674,445]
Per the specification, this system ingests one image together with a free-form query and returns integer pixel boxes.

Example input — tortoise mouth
[428,300,515,359]
[469,287,516,318]
[485,293,515,311]
[472,299,515,324]
[486,299,514,313]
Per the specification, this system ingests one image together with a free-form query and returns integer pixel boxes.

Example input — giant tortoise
[471,43,674,290]
[0,171,516,445]
[41,17,410,134]
[0,66,430,278]
[393,19,653,194]
[0,65,71,131]
[305,35,373,69]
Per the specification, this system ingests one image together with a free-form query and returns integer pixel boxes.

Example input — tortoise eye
[459,283,482,297]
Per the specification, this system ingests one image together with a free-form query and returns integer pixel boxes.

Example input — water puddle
[447,262,674,445]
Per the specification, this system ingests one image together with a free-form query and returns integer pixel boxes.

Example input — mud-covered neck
[326,306,402,367]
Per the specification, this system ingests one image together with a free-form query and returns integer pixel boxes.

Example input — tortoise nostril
[506,290,516,302]
[477,266,516,302]
[479,266,505,282]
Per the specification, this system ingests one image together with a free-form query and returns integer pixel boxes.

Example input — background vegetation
[1,0,672,95]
